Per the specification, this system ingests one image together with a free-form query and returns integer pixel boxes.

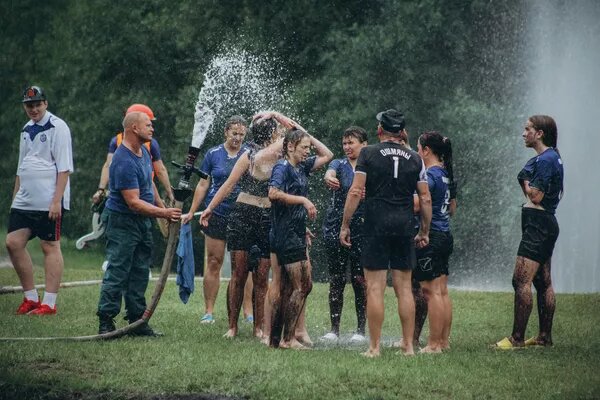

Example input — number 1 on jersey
[392,156,399,178]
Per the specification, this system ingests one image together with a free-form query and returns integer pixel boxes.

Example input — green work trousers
[97,209,153,321]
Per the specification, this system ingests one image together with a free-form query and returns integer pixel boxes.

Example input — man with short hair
[340,109,432,357]
[6,86,74,315]
[96,111,181,336]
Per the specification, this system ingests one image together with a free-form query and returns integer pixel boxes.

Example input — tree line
[0,0,528,282]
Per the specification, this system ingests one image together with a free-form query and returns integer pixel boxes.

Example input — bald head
[123,111,145,131]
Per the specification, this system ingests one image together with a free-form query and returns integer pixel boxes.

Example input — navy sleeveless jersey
[426,166,451,232]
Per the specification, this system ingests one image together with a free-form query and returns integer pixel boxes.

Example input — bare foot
[280,339,309,350]
[441,341,451,351]
[419,345,442,354]
[260,335,269,346]
[361,349,380,358]
[223,328,237,338]
[295,332,313,347]
[392,338,419,349]
[254,328,264,339]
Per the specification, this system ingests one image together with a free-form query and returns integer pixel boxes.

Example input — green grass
[0,237,599,400]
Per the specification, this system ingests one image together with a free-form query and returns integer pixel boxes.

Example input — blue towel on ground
[176,223,195,304]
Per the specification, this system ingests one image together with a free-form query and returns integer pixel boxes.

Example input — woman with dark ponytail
[414,131,456,353]
[495,115,564,349]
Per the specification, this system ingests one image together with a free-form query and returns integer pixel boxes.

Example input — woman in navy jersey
[495,115,563,349]
[182,116,248,324]
[200,111,308,340]
[269,129,333,348]
[321,127,368,343]
[414,131,456,353]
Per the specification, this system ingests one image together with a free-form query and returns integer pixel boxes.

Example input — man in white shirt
[6,86,74,315]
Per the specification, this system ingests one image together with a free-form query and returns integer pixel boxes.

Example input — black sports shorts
[414,230,453,282]
[361,235,415,271]
[200,212,228,241]
[517,207,559,265]
[8,208,64,242]
[226,202,270,259]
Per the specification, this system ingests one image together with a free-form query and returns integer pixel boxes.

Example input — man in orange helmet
[92,104,174,205]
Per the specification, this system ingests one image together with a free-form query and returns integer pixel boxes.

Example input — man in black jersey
[340,109,432,357]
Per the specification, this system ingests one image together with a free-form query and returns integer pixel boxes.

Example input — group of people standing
[7,85,564,356]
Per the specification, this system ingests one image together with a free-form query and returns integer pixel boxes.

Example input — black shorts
[200,212,228,241]
[226,202,270,259]
[8,208,64,242]
[361,235,415,271]
[517,207,559,265]
[414,230,453,282]
[274,247,307,266]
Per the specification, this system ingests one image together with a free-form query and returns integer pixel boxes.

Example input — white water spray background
[191,48,289,149]
[527,1,600,293]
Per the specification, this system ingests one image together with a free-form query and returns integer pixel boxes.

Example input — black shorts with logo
[8,208,64,242]
[414,230,453,282]
[200,212,228,241]
[517,207,559,265]
[361,235,415,271]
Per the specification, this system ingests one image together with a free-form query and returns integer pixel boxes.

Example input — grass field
[0,237,599,400]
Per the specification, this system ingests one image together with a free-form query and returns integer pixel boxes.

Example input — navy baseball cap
[22,86,46,103]
[376,109,405,133]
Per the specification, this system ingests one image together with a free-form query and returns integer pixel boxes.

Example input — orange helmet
[126,103,156,121]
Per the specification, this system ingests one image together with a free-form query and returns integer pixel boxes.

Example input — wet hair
[419,131,455,188]
[250,117,277,147]
[529,115,558,152]
[282,129,309,159]
[224,115,247,132]
[343,126,368,143]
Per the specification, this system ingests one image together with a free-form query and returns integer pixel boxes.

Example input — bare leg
[268,253,283,347]
[6,229,35,291]
[363,269,387,357]
[243,272,254,319]
[40,240,63,294]
[253,258,270,337]
[412,280,427,346]
[510,256,541,345]
[203,236,225,315]
[281,260,310,347]
[439,275,452,349]
[392,269,415,356]
[224,250,249,338]
[531,260,555,346]
[419,278,444,353]
[295,259,313,346]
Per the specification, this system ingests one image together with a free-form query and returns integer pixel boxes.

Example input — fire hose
[0,146,207,341]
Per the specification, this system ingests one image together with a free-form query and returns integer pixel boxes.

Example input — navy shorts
[517,207,559,265]
[200,212,228,241]
[226,202,270,259]
[361,235,415,271]
[8,208,64,242]
[414,230,453,282]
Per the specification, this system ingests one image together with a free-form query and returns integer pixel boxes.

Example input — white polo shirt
[12,111,74,211]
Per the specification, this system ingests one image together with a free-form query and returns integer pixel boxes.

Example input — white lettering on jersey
[379,147,412,160]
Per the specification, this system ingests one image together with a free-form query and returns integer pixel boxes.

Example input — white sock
[24,289,39,302]
[42,292,57,308]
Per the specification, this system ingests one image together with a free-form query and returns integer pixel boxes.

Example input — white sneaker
[321,332,339,341]
[101,260,109,272]
[350,333,367,343]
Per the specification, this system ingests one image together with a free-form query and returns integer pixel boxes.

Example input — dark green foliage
[0,0,528,283]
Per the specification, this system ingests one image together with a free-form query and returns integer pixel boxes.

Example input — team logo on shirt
[40,133,47,142]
